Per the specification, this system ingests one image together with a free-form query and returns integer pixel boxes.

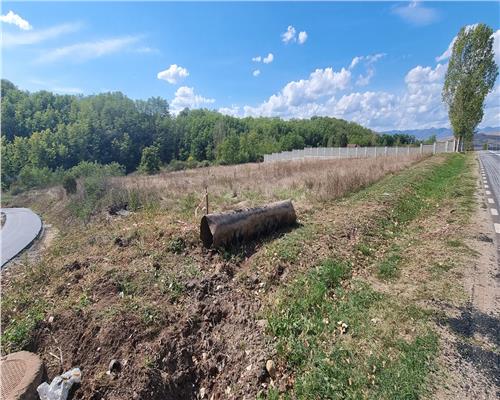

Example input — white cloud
[253,69,261,77]
[492,30,500,66]
[170,86,215,114]
[263,53,274,64]
[349,53,386,86]
[252,56,262,62]
[356,69,374,87]
[349,56,362,69]
[37,36,141,63]
[298,31,308,44]
[157,64,189,84]
[392,0,439,26]
[1,10,32,30]
[2,22,82,47]
[219,106,240,117]
[244,67,351,117]
[282,25,297,44]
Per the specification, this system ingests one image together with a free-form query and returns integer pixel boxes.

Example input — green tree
[139,146,161,174]
[442,24,498,151]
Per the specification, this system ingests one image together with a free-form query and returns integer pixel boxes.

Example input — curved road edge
[1,208,43,268]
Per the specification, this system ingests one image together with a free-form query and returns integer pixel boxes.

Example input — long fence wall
[263,140,455,162]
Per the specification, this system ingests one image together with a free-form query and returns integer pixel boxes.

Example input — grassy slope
[1,154,476,399]
[262,154,475,399]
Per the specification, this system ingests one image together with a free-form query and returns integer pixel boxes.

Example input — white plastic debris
[37,368,82,400]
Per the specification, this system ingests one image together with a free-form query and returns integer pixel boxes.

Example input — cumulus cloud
[170,86,215,114]
[298,31,308,44]
[282,25,296,44]
[157,64,189,84]
[243,67,351,117]
[281,25,308,45]
[253,69,261,77]
[263,53,274,64]
[2,22,82,47]
[253,53,274,64]
[239,60,457,130]
[1,10,32,30]
[219,106,240,117]
[392,0,439,26]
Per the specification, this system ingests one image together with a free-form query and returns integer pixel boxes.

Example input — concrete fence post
[433,142,436,154]
[408,145,410,155]
[384,146,388,157]
[338,147,341,159]
[356,147,358,158]
[365,147,368,157]
[396,146,399,157]
[420,143,423,154]
[452,139,456,153]
[375,147,377,158]
[445,140,448,153]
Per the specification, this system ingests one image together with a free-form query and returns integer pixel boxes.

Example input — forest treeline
[1,79,419,190]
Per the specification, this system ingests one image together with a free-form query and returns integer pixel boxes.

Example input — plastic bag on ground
[37,368,82,400]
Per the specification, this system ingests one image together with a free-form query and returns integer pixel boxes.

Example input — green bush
[139,146,161,175]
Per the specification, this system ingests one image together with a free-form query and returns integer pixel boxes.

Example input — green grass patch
[1,299,47,352]
[264,155,473,398]
[377,247,402,280]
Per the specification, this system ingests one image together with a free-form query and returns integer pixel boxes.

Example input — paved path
[478,151,500,257]
[1,208,42,268]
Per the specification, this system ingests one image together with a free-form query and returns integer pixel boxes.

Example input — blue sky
[2,1,499,131]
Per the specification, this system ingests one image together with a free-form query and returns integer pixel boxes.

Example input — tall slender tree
[442,24,498,151]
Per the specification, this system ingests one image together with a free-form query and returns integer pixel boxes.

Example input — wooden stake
[205,186,209,215]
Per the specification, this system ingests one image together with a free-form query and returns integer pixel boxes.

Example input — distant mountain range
[381,126,500,140]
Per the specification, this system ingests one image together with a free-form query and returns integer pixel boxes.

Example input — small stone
[48,315,54,323]
[266,360,276,379]
[256,319,268,329]
[200,387,207,398]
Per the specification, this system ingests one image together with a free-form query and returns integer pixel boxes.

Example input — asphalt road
[1,208,42,268]
[478,151,500,239]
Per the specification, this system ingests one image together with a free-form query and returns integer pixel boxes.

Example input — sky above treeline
[2,1,499,131]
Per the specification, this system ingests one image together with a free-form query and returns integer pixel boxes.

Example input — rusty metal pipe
[200,200,296,248]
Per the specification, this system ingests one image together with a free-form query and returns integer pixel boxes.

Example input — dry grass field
[3,153,491,399]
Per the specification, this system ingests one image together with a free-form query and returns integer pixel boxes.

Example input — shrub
[139,146,161,175]
[62,174,77,195]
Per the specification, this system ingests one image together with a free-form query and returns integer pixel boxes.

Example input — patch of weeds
[143,355,155,369]
[430,260,455,277]
[179,192,198,216]
[114,273,139,296]
[446,239,463,248]
[268,250,439,399]
[159,274,184,302]
[75,291,92,311]
[355,242,373,256]
[184,259,202,278]
[377,248,401,280]
[1,300,47,352]
[167,237,186,254]
[267,225,312,263]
